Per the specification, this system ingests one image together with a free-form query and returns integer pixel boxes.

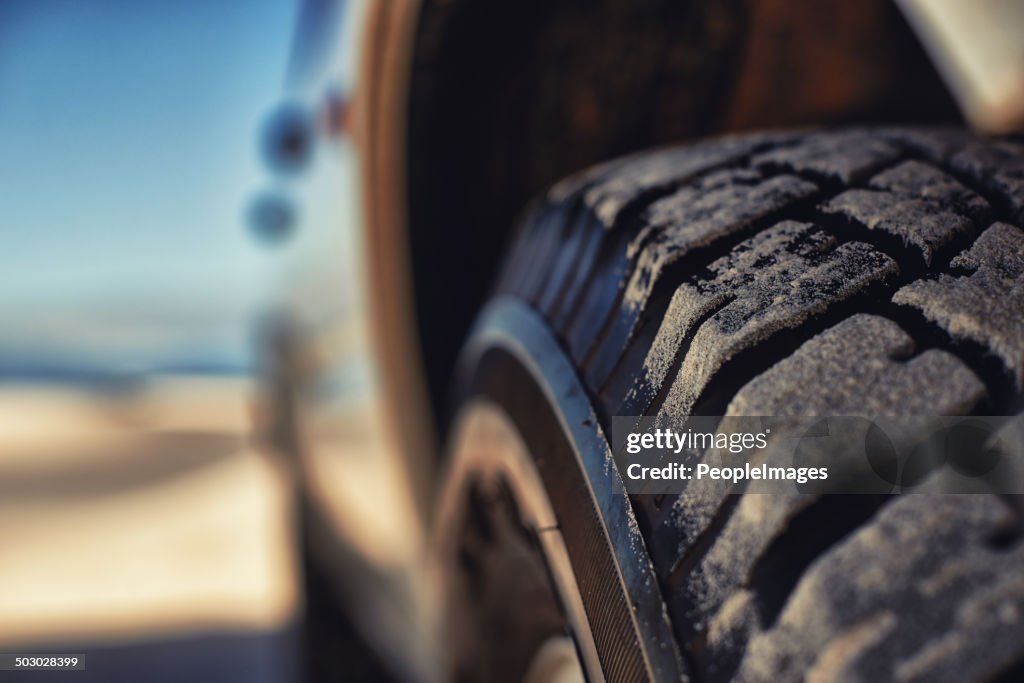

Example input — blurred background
[0,1,418,680]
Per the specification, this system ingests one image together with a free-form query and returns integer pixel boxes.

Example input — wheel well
[403,0,960,430]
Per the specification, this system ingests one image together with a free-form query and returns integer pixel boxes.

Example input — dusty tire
[442,128,1024,682]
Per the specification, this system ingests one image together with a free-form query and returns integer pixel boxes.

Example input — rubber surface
[493,128,1024,682]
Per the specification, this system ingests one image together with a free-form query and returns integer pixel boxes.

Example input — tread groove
[745,495,890,629]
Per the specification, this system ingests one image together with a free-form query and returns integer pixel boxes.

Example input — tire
[439,128,1024,683]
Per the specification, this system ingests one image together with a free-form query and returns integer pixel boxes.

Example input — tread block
[879,127,976,164]
[735,495,1024,683]
[727,314,987,416]
[867,160,991,225]
[950,141,1024,224]
[627,169,816,299]
[820,190,974,267]
[752,130,902,185]
[672,486,886,657]
[586,172,819,388]
[672,493,811,636]
[580,135,776,226]
[700,589,763,681]
[881,569,1024,683]
[659,226,897,417]
[893,222,1024,390]
[614,220,832,415]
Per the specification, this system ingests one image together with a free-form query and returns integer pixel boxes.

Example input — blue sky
[0,0,304,374]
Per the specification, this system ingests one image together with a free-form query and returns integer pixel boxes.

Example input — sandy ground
[0,378,301,682]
